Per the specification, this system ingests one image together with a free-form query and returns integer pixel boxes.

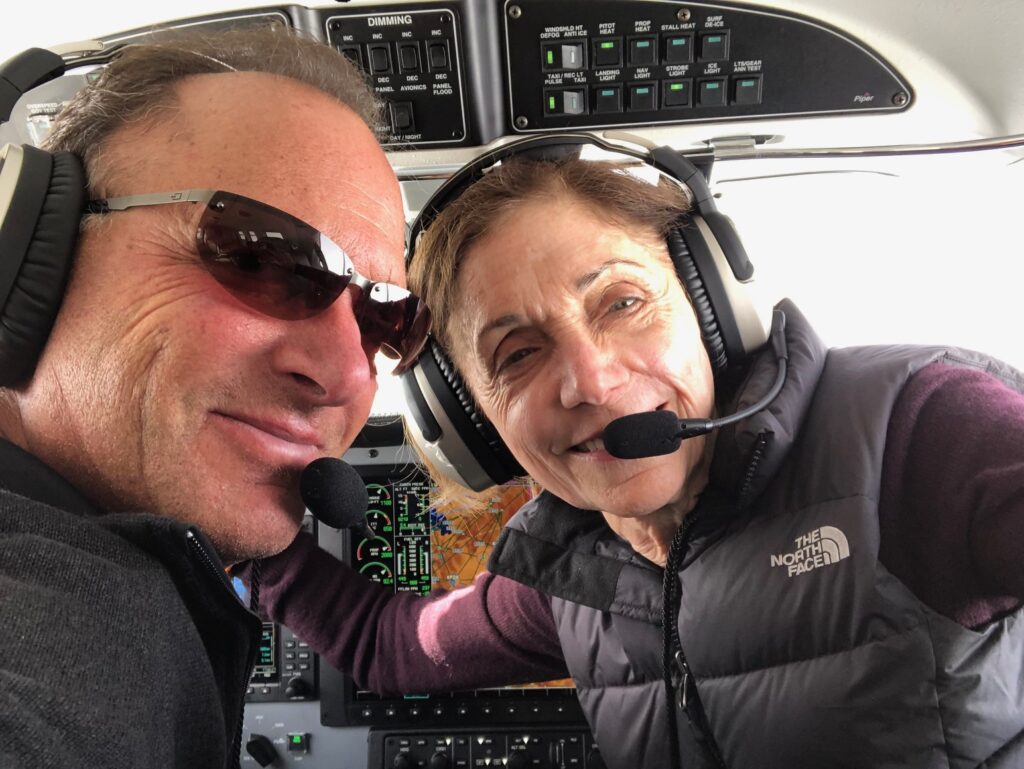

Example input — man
[0,27,422,768]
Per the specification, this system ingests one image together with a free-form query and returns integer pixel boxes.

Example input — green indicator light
[672,39,686,46]
[707,82,719,89]
[671,83,684,91]
[637,87,649,95]
[546,50,554,64]
[601,41,615,49]
[291,736,302,744]
[601,89,615,96]
[548,95,556,110]
[637,40,650,48]
[708,36,722,43]
[741,80,755,87]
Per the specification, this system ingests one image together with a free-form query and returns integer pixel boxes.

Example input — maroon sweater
[256,362,1024,694]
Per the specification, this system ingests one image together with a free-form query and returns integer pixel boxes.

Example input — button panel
[663,79,692,107]
[523,6,755,126]
[699,31,730,61]
[627,36,657,66]
[593,85,622,113]
[370,728,604,769]
[697,77,727,107]
[244,622,318,704]
[544,88,586,115]
[243,519,318,705]
[506,0,912,131]
[544,40,586,70]
[592,37,622,67]
[664,34,693,64]
[733,74,763,104]
[628,82,656,111]
[326,8,466,146]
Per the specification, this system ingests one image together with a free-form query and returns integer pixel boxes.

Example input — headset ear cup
[0,151,85,386]
[429,341,524,483]
[667,225,729,374]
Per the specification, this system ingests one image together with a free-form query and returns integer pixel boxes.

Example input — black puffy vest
[489,301,1024,769]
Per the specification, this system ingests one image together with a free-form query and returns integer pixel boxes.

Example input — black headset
[399,132,768,492]
[0,47,86,387]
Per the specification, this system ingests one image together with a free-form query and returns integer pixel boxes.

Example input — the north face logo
[770,526,850,577]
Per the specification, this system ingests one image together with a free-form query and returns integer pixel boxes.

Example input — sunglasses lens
[197,193,350,320]
[196,192,431,371]
[353,283,432,374]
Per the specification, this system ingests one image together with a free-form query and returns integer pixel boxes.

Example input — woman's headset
[0,48,86,386]
[399,132,768,491]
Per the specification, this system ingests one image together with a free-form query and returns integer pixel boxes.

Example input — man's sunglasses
[85,189,430,374]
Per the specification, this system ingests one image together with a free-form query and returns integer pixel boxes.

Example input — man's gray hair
[44,25,381,195]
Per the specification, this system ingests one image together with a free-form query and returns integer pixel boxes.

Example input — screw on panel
[514,116,529,129]
[677,8,692,22]
[892,92,909,107]
[509,5,522,19]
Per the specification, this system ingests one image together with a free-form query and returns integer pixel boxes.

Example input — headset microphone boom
[602,309,789,460]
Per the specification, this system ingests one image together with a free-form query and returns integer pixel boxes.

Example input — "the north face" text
[770,526,850,577]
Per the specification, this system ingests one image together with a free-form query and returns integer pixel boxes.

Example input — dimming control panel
[326,6,469,146]
[503,0,912,132]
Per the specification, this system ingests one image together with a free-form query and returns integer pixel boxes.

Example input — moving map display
[352,469,575,693]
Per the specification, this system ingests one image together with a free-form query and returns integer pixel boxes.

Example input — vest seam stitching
[502,565,614,610]
[976,726,1024,767]
[571,679,664,692]
[939,351,1024,391]
[690,620,925,680]
[763,491,878,521]
[921,610,955,769]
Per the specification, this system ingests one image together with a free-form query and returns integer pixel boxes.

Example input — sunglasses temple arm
[85,189,216,214]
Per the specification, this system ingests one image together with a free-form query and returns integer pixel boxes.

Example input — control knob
[429,751,452,769]
[285,675,310,699]
[245,734,278,767]
[507,751,531,769]
[392,753,414,769]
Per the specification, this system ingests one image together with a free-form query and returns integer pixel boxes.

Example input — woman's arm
[255,531,568,694]
[880,361,1024,627]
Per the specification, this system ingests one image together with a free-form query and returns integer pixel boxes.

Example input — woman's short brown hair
[408,156,692,351]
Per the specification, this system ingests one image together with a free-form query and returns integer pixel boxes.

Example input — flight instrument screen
[329,467,579,726]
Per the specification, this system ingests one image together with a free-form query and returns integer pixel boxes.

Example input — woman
[254,144,1024,769]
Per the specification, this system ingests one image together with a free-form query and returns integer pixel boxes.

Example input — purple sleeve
[254,531,567,695]
[880,361,1024,627]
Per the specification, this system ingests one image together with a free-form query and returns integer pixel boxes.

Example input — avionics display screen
[324,466,580,726]
[250,623,278,684]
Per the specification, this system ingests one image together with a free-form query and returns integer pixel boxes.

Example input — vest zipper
[187,530,255,769]
[666,430,769,765]
[669,587,728,767]
[664,511,729,769]
[737,431,769,508]
[664,427,771,768]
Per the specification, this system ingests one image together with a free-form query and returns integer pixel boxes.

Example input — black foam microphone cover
[603,410,683,459]
[299,457,370,529]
